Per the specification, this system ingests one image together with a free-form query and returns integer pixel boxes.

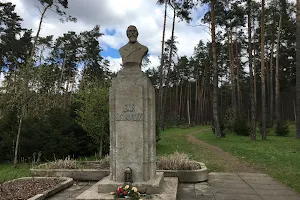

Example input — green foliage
[275,121,289,136]
[0,106,98,162]
[0,164,30,183]
[75,84,109,157]
[233,117,251,136]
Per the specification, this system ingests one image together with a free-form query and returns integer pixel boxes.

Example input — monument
[76,25,178,200]
[109,25,159,184]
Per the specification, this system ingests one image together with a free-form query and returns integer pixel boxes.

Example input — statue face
[127,26,138,43]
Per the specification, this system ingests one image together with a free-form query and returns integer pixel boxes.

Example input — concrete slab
[212,187,257,195]
[76,177,178,200]
[47,172,300,200]
[214,193,262,200]
[97,172,164,194]
[261,196,300,200]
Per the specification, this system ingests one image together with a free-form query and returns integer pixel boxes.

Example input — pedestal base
[76,176,178,200]
[97,172,164,194]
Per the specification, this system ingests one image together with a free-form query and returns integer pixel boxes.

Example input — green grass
[157,125,227,172]
[195,126,300,193]
[0,163,31,182]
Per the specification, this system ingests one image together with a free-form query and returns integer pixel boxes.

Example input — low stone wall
[30,162,208,183]
[30,169,110,181]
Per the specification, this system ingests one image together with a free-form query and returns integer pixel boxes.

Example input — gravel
[0,178,64,200]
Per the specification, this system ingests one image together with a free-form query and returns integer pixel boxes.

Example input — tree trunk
[99,132,103,158]
[195,71,198,124]
[236,40,241,113]
[254,46,257,107]
[275,15,282,126]
[162,5,176,130]
[13,105,24,167]
[296,0,300,139]
[158,1,168,130]
[211,0,221,138]
[28,4,51,60]
[228,28,237,119]
[248,0,256,140]
[261,0,267,140]
[270,39,275,127]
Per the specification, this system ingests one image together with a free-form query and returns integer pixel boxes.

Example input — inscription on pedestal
[115,104,143,121]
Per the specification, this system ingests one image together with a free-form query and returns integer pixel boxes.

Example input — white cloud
[106,57,122,72]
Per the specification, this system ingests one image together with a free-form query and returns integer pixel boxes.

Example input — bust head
[126,25,139,43]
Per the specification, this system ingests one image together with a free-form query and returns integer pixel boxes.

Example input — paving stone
[209,173,241,180]
[209,182,251,189]
[248,183,290,190]
[195,183,214,197]
[261,195,300,200]
[209,179,246,185]
[212,188,257,195]
[214,193,263,200]
[45,173,300,200]
[237,173,270,177]
[244,179,280,185]
[255,189,298,196]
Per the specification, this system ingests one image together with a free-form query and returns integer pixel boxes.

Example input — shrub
[42,156,77,169]
[223,107,235,131]
[156,152,200,170]
[275,121,289,136]
[233,117,251,136]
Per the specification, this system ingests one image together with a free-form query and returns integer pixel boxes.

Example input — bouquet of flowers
[112,184,141,200]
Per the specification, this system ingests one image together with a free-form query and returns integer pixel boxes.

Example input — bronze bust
[119,25,148,68]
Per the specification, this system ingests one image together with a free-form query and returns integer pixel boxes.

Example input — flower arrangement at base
[111,184,142,200]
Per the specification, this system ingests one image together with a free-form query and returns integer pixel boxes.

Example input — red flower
[123,191,127,195]
[118,187,122,192]
[116,191,120,195]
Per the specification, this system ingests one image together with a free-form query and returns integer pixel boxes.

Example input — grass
[157,125,227,172]
[0,163,31,183]
[195,124,300,193]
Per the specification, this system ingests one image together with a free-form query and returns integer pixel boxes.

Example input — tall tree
[261,0,267,140]
[275,14,282,127]
[75,84,109,157]
[13,0,76,166]
[296,0,300,139]
[157,0,168,131]
[248,0,256,140]
[211,0,221,138]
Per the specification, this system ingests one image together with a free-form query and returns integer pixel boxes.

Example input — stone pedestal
[109,66,156,183]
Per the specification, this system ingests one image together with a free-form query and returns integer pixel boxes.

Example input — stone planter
[157,162,208,183]
[31,162,207,183]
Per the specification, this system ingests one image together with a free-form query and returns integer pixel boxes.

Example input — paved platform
[47,173,300,200]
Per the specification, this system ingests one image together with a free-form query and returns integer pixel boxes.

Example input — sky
[3,0,211,73]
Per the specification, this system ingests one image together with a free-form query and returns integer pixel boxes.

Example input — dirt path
[187,129,260,173]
